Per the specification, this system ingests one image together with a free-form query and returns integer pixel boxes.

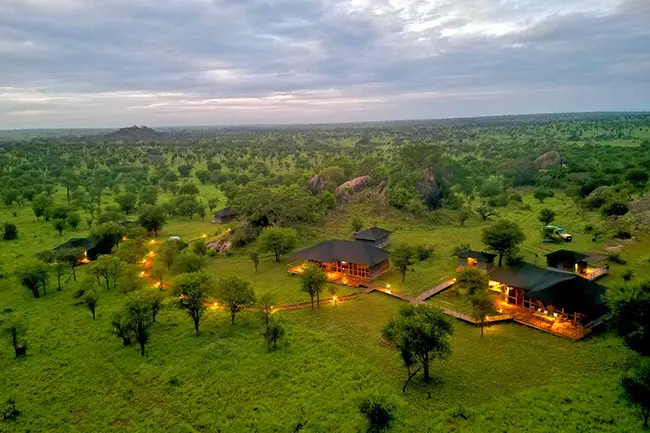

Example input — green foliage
[482,219,526,267]
[84,292,99,319]
[228,182,319,226]
[262,318,285,351]
[602,201,629,217]
[173,272,214,334]
[138,205,167,236]
[114,240,147,265]
[1,398,21,421]
[358,393,398,432]
[258,226,297,262]
[383,304,454,384]
[53,218,66,235]
[89,222,125,255]
[352,217,364,233]
[391,245,416,282]
[249,251,260,272]
[125,298,155,356]
[172,252,205,274]
[2,222,18,240]
[456,268,488,297]
[625,168,649,190]
[299,262,328,309]
[217,276,255,324]
[15,259,49,298]
[115,193,137,214]
[533,188,554,203]
[191,239,207,256]
[610,282,650,356]
[475,205,496,221]
[621,359,650,428]
[538,208,556,226]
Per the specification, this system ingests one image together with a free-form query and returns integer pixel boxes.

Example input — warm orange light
[386,284,391,289]
[139,271,145,277]
[201,234,208,238]
[150,239,156,244]
[154,282,161,288]
[213,302,218,307]
[148,251,155,256]
[122,236,128,241]
[141,259,147,265]
[386,289,392,294]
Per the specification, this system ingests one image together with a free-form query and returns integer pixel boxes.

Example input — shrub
[608,252,627,265]
[584,224,594,233]
[509,193,523,202]
[487,195,508,207]
[415,245,434,261]
[452,243,471,256]
[602,202,629,217]
[614,229,632,240]
[2,223,18,240]
[358,393,397,432]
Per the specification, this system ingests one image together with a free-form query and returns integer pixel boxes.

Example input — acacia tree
[610,282,650,356]
[84,292,99,319]
[57,247,84,282]
[4,322,26,358]
[471,292,493,337]
[138,205,167,236]
[173,272,214,335]
[258,227,297,262]
[218,276,256,324]
[392,245,416,283]
[300,262,327,309]
[249,251,260,272]
[126,299,154,356]
[16,260,49,298]
[622,360,650,428]
[456,268,488,297]
[481,219,526,267]
[92,255,122,290]
[111,312,134,346]
[383,304,453,387]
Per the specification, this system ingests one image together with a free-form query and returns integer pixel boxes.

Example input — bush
[358,393,397,432]
[487,195,508,207]
[415,245,434,261]
[614,229,632,240]
[602,202,629,217]
[452,243,471,256]
[584,224,594,233]
[509,193,523,202]
[2,223,18,240]
[608,252,627,265]
[533,188,554,203]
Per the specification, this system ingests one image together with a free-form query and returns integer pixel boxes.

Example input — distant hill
[105,125,165,140]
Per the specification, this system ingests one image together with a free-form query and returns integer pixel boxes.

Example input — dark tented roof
[456,250,497,262]
[53,238,96,252]
[489,262,575,291]
[214,207,238,218]
[293,240,389,267]
[353,227,392,241]
[545,249,589,263]
[490,262,608,315]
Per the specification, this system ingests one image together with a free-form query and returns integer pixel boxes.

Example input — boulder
[586,185,609,201]
[307,174,326,195]
[533,151,565,170]
[335,175,370,195]
[207,239,231,253]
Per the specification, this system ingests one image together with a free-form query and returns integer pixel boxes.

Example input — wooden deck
[497,302,590,340]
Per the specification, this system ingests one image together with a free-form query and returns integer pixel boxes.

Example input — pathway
[413,279,456,304]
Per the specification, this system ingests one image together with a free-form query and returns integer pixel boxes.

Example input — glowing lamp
[213,302,218,307]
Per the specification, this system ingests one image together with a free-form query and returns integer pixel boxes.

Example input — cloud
[0,0,648,128]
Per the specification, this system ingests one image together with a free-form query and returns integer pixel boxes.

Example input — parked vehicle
[543,226,572,242]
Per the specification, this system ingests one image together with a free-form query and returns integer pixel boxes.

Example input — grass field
[1,189,649,432]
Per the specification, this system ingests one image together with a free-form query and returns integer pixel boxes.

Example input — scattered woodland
[2,112,650,432]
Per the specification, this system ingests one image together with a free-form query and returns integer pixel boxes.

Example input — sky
[1,0,649,129]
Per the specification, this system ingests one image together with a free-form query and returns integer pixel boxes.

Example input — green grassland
[1,187,649,432]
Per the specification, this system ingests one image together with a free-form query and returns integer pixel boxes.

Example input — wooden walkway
[413,279,456,304]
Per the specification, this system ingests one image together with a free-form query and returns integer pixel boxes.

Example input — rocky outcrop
[105,125,165,141]
[335,176,370,195]
[586,185,609,201]
[307,174,327,195]
[533,151,565,170]
[207,239,231,253]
